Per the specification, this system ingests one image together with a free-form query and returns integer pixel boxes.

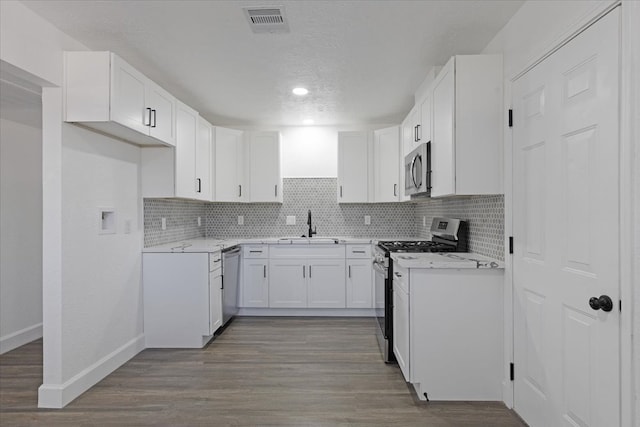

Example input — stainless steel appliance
[404,142,431,196]
[373,217,467,363]
[221,245,241,325]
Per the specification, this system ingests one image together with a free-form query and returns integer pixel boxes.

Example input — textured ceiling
[21,0,523,127]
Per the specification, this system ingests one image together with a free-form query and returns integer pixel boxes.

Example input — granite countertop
[143,237,377,253]
[391,252,504,269]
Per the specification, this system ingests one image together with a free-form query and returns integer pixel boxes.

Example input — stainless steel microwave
[404,142,431,196]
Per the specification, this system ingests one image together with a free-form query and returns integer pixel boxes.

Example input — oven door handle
[372,261,387,275]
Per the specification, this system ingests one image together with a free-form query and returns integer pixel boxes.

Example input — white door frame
[503,1,638,425]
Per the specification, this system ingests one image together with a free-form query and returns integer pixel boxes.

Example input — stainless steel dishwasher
[221,245,241,325]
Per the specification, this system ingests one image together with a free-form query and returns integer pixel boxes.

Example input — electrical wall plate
[98,207,116,235]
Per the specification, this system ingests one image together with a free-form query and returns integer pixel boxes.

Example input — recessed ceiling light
[292,87,309,96]
[303,119,314,125]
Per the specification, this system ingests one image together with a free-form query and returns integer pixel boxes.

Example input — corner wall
[0,117,43,353]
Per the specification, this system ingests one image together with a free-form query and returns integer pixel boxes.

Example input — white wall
[1,0,146,408]
[0,117,43,353]
[59,124,144,384]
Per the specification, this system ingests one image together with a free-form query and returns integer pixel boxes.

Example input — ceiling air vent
[243,6,290,33]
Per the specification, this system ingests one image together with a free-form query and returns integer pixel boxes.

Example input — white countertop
[143,237,376,253]
[391,252,504,269]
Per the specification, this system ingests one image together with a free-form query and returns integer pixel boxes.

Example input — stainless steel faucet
[307,210,317,238]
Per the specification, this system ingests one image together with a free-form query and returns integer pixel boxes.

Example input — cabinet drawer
[243,245,269,259]
[269,245,345,259]
[209,252,222,272]
[346,244,371,258]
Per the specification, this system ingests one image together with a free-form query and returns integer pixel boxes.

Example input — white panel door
[147,82,176,146]
[249,131,282,203]
[209,273,222,334]
[346,259,373,308]
[195,117,212,201]
[374,126,400,202]
[307,259,346,308]
[419,94,431,146]
[242,260,269,308]
[431,58,455,197]
[512,9,620,427]
[110,54,148,135]
[214,127,243,202]
[268,259,307,308]
[175,102,198,199]
[337,131,369,203]
[393,279,410,381]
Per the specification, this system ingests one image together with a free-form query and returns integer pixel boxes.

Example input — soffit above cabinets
[21,0,523,127]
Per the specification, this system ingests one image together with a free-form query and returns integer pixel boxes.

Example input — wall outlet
[161,217,166,230]
[197,216,201,227]
[423,216,426,227]
[286,215,296,225]
[99,208,116,235]
[237,215,244,226]
[364,215,371,225]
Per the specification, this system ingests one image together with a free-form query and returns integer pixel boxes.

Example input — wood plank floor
[1,317,526,426]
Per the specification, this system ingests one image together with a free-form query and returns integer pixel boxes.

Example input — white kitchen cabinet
[140,103,211,201]
[240,245,269,308]
[247,131,282,203]
[214,126,245,202]
[337,131,371,203]
[268,245,346,308]
[209,254,223,333]
[392,265,410,381]
[346,244,373,308]
[399,112,415,202]
[394,264,503,401]
[374,126,401,202]
[431,55,502,197]
[143,252,220,348]
[307,259,346,308]
[64,51,176,147]
[268,259,307,308]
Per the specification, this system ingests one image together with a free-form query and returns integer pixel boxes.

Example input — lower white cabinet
[307,259,346,308]
[346,258,373,308]
[393,264,503,401]
[143,252,221,348]
[242,259,269,308]
[268,259,307,308]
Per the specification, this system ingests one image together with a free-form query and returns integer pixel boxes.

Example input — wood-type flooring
[0,317,526,426]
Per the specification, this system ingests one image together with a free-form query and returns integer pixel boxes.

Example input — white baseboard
[0,323,43,354]
[237,308,376,317]
[37,333,145,408]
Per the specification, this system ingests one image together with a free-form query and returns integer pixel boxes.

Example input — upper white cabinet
[140,102,211,200]
[64,51,176,147]
[431,55,502,197]
[374,126,401,202]
[247,131,282,203]
[337,131,371,203]
[214,127,245,202]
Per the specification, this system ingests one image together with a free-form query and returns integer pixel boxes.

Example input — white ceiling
[21,0,523,127]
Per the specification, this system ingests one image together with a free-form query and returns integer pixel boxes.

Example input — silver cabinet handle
[238,185,242,197]
[264,265,267,278]
[340,185,343,198]
[352,250,366,253]
[394,272,402,278]
[303,265,305,278]
[348,265,351,278]
[151,109,157,128]
[145,108,152,126]
[394,184,397,197]
[309,265,312,278]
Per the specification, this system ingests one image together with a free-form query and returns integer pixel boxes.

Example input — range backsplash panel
[413,194,505,260]
[205,178,415,238]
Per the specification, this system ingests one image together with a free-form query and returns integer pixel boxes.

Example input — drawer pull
[249,250,263,253]
[212,258,221,263]
[352,250,366,253]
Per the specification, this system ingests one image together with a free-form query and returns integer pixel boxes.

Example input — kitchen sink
[278,237,339,244]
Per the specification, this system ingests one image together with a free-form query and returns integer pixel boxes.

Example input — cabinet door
[431,58,455,197]
[175,102,198,199]
[196,117,212,201]
[209,273,222,334]
[374,126,400,202]
[249,131,282,203]
[241,260,269,308]
[419,95,431,145]
[337,131,370,203]
[268,259,307,308]
[110,54,148,135]
[393,282,410,381]
[214,127,244,202]
[147,82,177,146]
[307,259,346,308]
[400,113,415,202]
[346,259,373,308]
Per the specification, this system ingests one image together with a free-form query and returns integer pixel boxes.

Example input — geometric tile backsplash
[144,178,504,260]
[413,194,505,260]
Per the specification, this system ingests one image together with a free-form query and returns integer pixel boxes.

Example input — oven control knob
[588,295,613,312]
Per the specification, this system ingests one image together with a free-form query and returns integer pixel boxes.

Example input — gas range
[377,240,458,253]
